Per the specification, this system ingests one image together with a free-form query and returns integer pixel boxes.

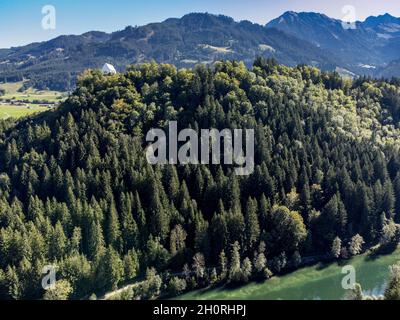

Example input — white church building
[102,63,117,75]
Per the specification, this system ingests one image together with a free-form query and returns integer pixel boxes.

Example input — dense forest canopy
[0,58,400,299]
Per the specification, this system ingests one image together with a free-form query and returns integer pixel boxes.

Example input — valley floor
[0,81,66,119]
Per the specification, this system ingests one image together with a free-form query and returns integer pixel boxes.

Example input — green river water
[178,249,400,300]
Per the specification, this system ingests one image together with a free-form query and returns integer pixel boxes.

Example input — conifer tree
[88,221,105,261]
[149,179,169,241]
[241,257,252,282]
[331,236,342,259]
[100,246,124,291]
[385,263,400,300]
[123,249,139,281]
[219,250,228,280]
[170,224,187,255]
[106,200,121,250]
[6,266,21,300]
[245,197,260,252]
[228,242,242,283]
[120,193,138,251]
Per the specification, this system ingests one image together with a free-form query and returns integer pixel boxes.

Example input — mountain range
[1,11,400,91]
[267,11,400,76]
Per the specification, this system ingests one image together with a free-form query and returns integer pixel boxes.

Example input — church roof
[102,63,117,74]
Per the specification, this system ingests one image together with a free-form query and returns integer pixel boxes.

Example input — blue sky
[1,0,400,48]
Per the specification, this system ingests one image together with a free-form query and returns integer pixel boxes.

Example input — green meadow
[0,81,65,119]
[0,81,66,102]
[0,104,50,119]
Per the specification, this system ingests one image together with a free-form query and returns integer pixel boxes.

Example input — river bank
[176,247,400,300]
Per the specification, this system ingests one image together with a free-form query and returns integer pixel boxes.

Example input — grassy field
[0,104,50,119]
[0,81,65,119]
[0,81,66,103]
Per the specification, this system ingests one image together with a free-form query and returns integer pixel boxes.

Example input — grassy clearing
[0,81,65,119]
[0,81,66,103]
[0,104,50,119]
[0,82,22,93]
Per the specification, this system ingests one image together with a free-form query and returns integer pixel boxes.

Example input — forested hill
[0,59,400,300]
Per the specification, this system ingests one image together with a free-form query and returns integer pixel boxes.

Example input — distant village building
[102,63,117,75]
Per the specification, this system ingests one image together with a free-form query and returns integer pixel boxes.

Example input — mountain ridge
[266,11,400,66]
[1,11,400,91]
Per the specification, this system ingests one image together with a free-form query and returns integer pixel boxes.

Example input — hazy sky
[1,0,400,48]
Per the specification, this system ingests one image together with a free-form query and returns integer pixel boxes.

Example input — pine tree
[192,253,206,282]
[163,165,180,202]
[88,221,105,261]
[49,222,67,260]
[241,257,252,282]
[170,224,187,255]
[382,179,395,219]
[210,208,228,260]
[149,179,169,241]
[69,227,82,254]
[123,249,139,281]
[6,266,21,300]
[226,175,241,211]
[226,209,245,249]
[228,242,242,283]
[254,251,267,274]
[259,194,270,231]
[385,263,400,300]
[394,173,400,223]
[331,237,342,259]
[99,246,124,291]
[120,193,138,251]
[219,250,228,280]
[106,200,121,250]
[317,195,346,245]
[134,191,147,246]
[244,197,260,252]
[348,234,364,256]
[299,168,311,212]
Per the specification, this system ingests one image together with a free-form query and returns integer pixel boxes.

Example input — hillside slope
[0,60,400,300]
